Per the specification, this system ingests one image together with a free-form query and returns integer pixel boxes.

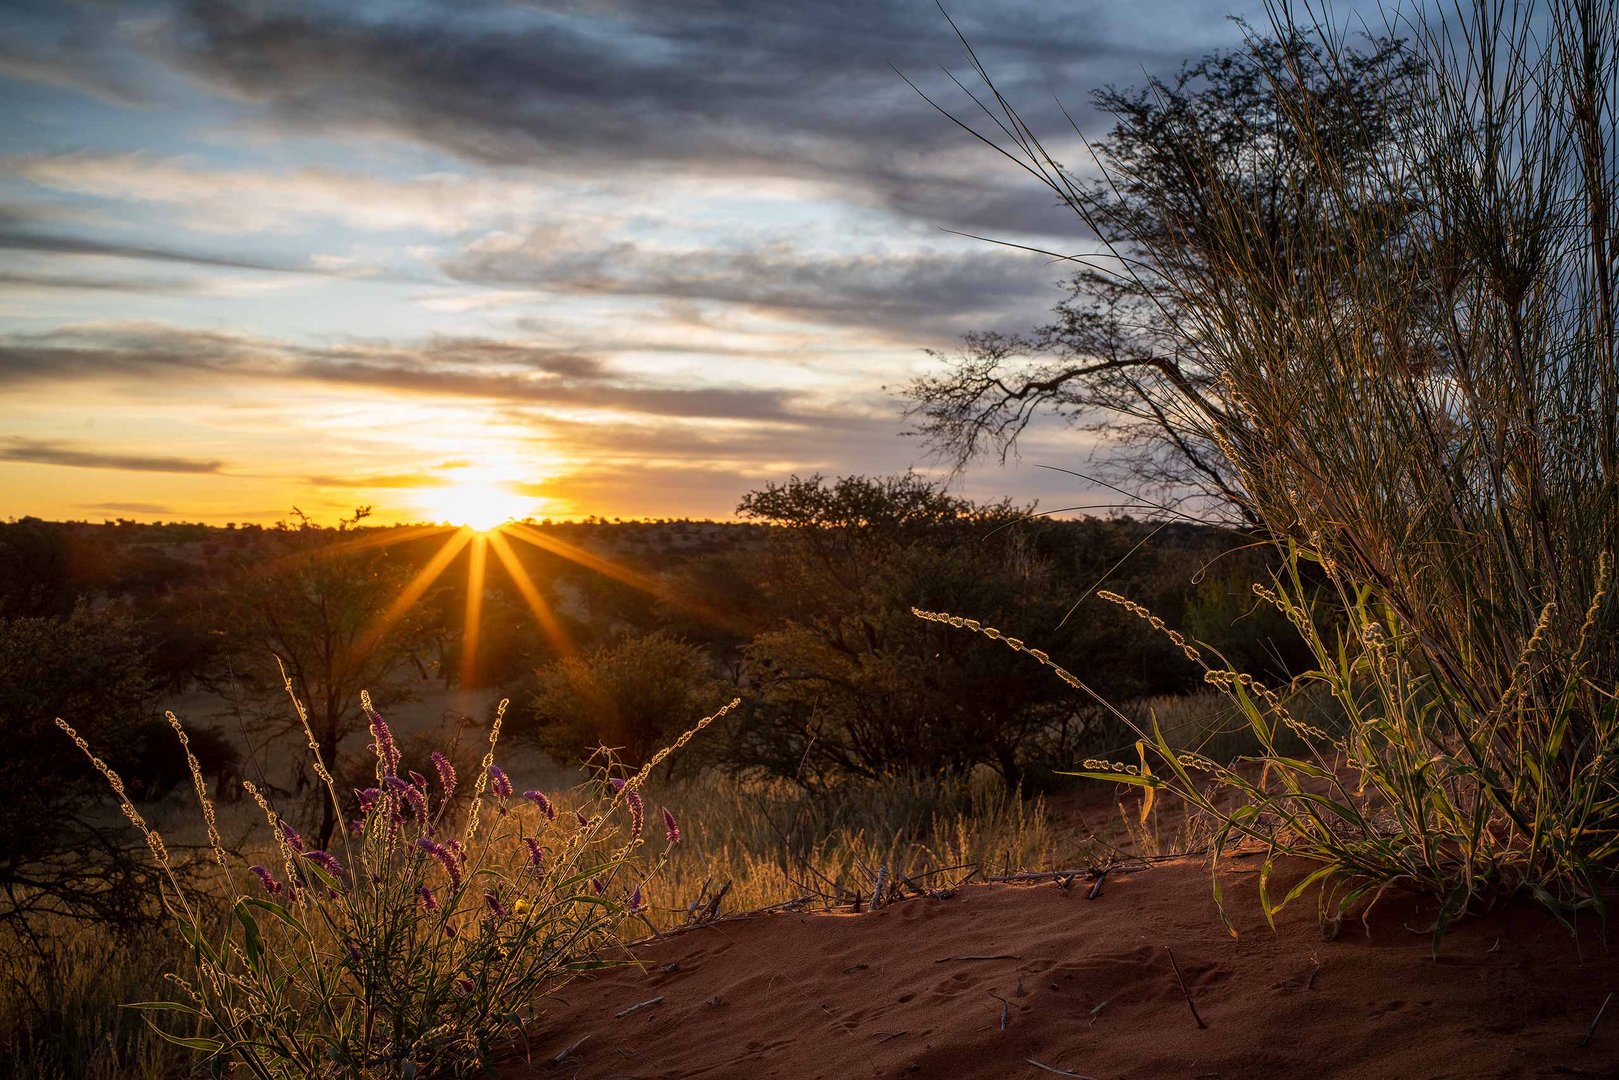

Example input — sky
[0,0,1279,525]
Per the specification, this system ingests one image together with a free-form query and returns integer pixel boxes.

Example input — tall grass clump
[927,0,1619,942]
[649,769,1088,916]
[56,676,737,1078]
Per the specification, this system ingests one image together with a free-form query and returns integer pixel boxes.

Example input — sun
[416,470,534,532]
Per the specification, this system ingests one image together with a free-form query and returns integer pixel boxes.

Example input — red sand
[521,858,1619,1079]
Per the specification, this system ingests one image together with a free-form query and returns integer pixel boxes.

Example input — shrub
[58,683,738,1077]
[509,630,727,773]
[930,0,1619,945]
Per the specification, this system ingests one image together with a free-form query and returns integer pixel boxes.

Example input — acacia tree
[733,475,1188,787]
[217,511,432,845]
[903,30,1419,518]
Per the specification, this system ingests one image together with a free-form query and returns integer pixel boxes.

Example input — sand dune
[524,858,1619,1079]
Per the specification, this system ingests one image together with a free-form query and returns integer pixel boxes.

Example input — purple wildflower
[488,765,512,800]
[591,877,605,896]
[454,977,473,995]
[485,892,508,918]
[305,849,345,879]
[418,884,438,911]
[627,885,644,912]
[248,864,282,896]
[522,836,545,873]
[387,776,427,825]
[431,751,457,799]
[367,708,400,775]
[626,788,644,842]
[609,776,626,793]
[523,790,556,820]
[416,837,463,892]
[355,787,381,815]
[662,807,681,844]
[575,811,590,829]
[277,820,304,853]
[409,769,428,790]
[345,939,362,964]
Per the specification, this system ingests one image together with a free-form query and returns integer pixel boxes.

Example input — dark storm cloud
[164,0,1213,236]
[0,323,801,422]
[1,437,223,473]
[443,231,1060,337]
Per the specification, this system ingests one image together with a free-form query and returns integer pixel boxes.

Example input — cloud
[302,471,444,489]
[0,322,802,422]
[1,437,223,473]
[80,501,176,514]
[0,270,197,293]
[442,228,1059,336]
[8,152,565,235]
[0,223,316,274]
[0,5,156,108]
[160,0,1228,236]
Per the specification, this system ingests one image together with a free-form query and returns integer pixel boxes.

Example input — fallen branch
[614,996,664,1019]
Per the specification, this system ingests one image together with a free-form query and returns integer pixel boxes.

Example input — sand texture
[523,858,1619,1079]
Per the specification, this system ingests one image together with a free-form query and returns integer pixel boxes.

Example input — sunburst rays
[329,515,741,701]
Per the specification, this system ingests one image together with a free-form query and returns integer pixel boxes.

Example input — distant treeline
[2,474,1308,802]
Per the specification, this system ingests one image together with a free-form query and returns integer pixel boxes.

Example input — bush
[940,0,1619,942]
[509,631,727,772]
[56,693,736,1077]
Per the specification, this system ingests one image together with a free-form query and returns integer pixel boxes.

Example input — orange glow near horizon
[328,512,747,700]
[414,466,543,532]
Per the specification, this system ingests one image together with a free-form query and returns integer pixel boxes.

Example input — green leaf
[234,900,264,973]
[1055,769,1163,788]
[153,1031,224,1053]
[176,919,219,965]
[240,895,308,939]
[123,1000,197,1016]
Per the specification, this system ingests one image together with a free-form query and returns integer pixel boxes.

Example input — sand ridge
[522,858,1619,1079]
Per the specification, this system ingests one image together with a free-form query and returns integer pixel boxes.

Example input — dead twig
[626,894,814,947]
[1583,991,1613,1047]
[1165,947,1208,1029]
[614,996,664,1020]
[553,1035,589,1064]
[699,880,733,922]
[934,953,1021,963]
[1027,1061,1096,1078]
